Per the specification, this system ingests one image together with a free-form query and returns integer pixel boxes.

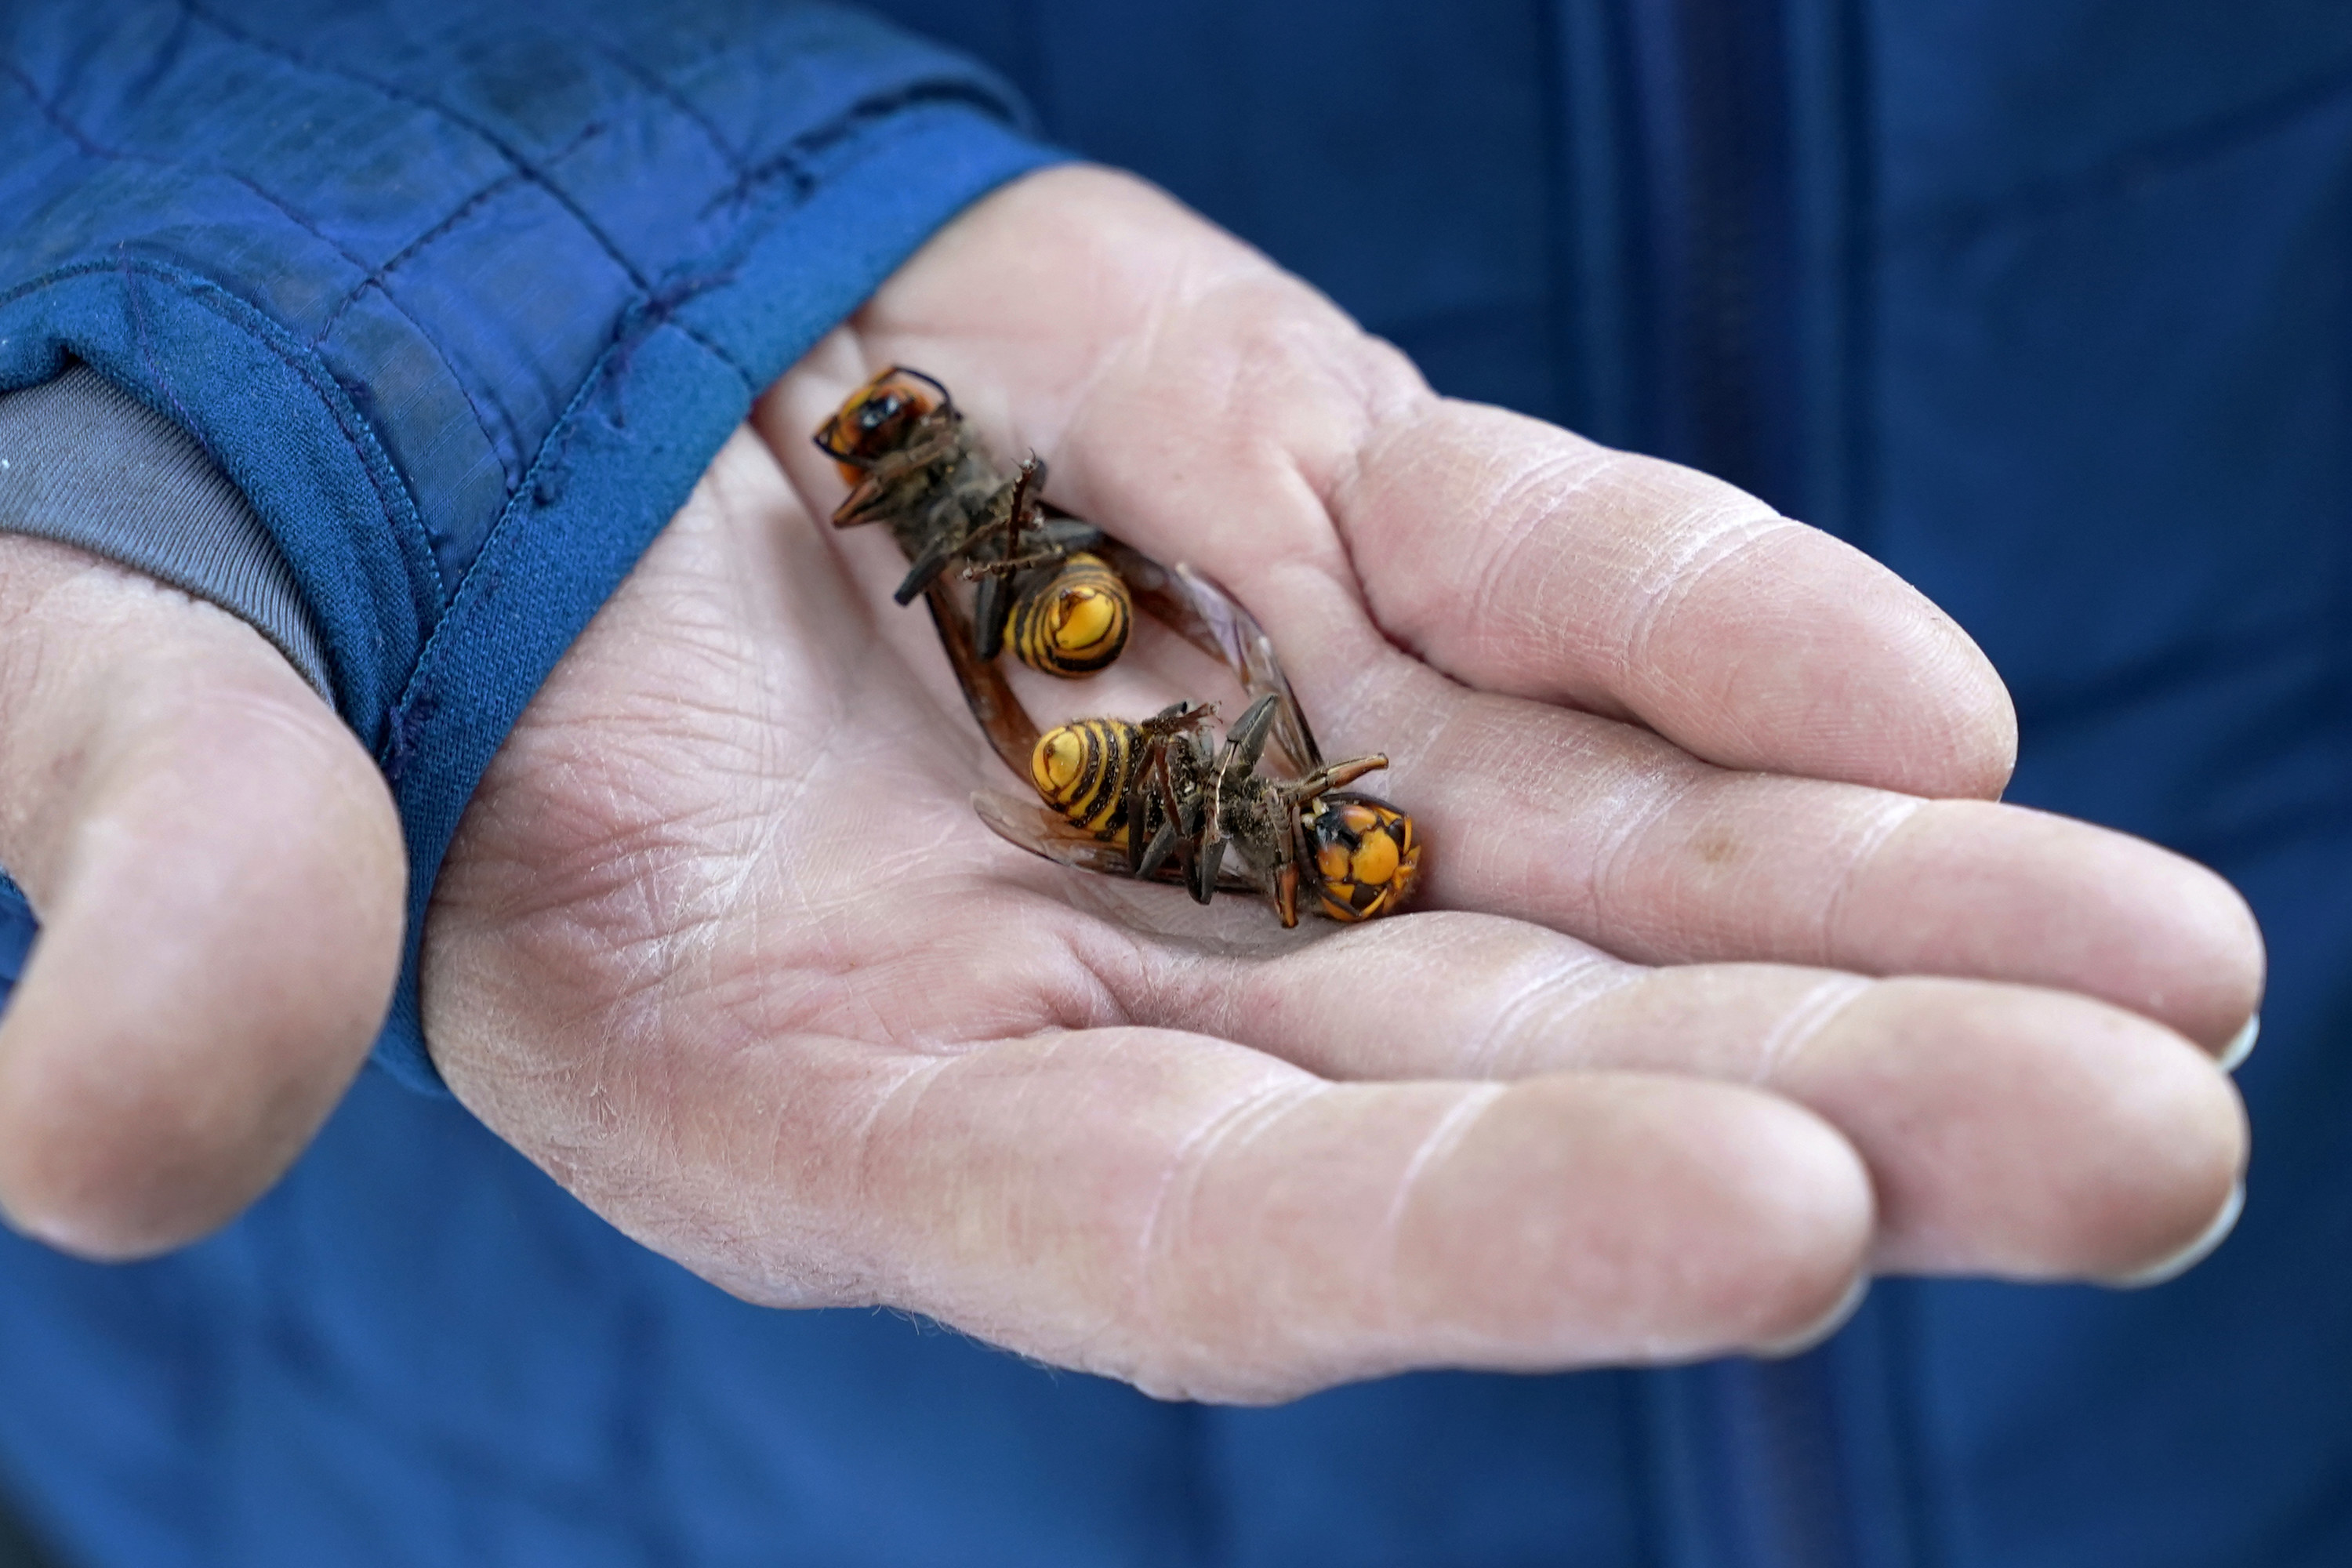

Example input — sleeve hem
[368,104,1067,1094]
[0,362,336,698]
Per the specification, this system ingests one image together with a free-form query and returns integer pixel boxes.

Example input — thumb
[0,537,404,1258]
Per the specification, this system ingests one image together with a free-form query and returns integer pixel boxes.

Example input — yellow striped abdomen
[1030,718,1140,842]
[1009,553,1131,677]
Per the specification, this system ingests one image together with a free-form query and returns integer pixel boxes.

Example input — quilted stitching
[183,2,754,372]
[7,3,931,592]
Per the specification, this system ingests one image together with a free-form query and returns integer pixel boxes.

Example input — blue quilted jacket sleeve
[0,2,1061,1091]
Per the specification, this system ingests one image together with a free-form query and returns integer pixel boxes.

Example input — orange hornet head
[1304,793,1421,921]
[811,365,953,483]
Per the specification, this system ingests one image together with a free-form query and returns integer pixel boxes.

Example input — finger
[826,510,2257,1057]
[1101,909,2248,1283]
[760,341,2258,1045]
[1043,366,2013,800]
[760,168,2015,800]
[443,1012,1874,1403]
[1330,401,2017,798]
[760,339,2258,1045]
[1342,666,2263,1051]
[0,539,405,1258]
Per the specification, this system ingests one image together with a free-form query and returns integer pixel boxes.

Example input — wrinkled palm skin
[419,168,2256,1403]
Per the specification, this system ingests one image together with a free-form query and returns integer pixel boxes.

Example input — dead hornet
[951,561,1423,926]
[813,365,1131,677]
[1017,692,1417,925]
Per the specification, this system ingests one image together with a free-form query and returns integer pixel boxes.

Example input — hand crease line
[1817,795,1929,967]
[1618,510,1798,698]
[1750,973,1874,1086]
[1464,951,1642,1080]
[1131,1074,1324,1348]
[1585,767,1712,934]
[1446,442,1628,666]
[844,1053,959,1251]
[1379,1084,1504,1332]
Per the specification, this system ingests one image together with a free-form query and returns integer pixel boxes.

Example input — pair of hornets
[815,366,1421,927]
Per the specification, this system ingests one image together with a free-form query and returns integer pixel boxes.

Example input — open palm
[406,169,2258,1402]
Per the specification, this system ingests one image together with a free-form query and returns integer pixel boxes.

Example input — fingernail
[1755,1274,1869,1359]
[2218,1013,2260,1073]
[2107,1180,2244,1289]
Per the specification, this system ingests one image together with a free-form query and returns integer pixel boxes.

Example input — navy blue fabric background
[1,2,2348,1565]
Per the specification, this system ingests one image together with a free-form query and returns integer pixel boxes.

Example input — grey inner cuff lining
[0,364,334,700]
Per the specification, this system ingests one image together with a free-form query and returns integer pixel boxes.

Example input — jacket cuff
[372,105,1061,1091]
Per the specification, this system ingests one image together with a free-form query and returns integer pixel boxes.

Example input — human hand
[0,537,404,1256]
[415,167,2259,1401]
